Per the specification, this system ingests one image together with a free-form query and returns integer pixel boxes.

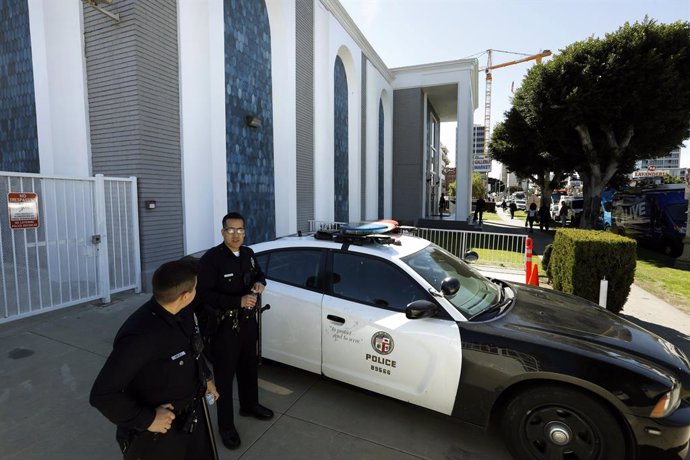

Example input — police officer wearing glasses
[197,212,272,450]
[90,260,220,460]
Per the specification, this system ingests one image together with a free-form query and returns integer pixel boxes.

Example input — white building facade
[0,0,478,291]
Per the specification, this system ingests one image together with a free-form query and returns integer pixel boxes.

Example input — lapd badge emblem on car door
[371,331,394,355]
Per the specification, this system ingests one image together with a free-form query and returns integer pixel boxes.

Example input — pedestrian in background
[90,260,219,460]
[509,201,517,219]
[538,203,550,231]
[559,202,570,227]
[197,212,272,451]
[526,203,538,233]
[474,196,486,223]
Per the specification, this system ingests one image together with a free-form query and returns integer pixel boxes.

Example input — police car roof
[250,232,431,259]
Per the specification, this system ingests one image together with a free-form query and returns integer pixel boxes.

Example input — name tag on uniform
[171,351,186,360]
[224,273,234,279]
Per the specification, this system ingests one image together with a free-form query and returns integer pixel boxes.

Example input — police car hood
[505,283,690,381]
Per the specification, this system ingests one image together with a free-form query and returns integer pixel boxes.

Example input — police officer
[197,212,272,450]
[90,260,219,460]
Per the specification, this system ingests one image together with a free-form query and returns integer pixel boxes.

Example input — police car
[236,230,690,460]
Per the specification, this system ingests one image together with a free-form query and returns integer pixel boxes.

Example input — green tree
[661,173,685,184]
[448,181,456,197]
[472,172,487,199]
[507,19,690,228]
[490,108,573,209]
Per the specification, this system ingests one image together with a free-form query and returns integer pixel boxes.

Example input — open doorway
[440,121,457,217]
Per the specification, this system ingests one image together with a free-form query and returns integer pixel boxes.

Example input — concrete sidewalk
[1,265,688,459]
[0,291,512,460]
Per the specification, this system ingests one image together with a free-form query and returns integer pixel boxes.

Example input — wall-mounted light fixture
[245,115,262,128]
[83,0,120,22]
[145,200,157,209]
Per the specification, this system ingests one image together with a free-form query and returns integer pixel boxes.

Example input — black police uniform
[90,298,213,460]
[197,243,266,435]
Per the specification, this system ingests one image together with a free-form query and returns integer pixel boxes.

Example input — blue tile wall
[378,99,384,218]
[0,0,39,173]
[334,56,348,222]
[224,0,275,243]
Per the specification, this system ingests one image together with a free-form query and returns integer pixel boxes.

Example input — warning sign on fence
[8,192,39,229]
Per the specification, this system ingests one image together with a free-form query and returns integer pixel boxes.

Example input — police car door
[256,248,324,374]
[321,251,462,415]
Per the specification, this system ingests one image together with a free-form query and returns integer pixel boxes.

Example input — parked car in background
[567,197,584,226]
[512,191,527,210]
[551,196,584,225]
[611,184,688,256]
[550,201,561,220]
[551,189,567,206]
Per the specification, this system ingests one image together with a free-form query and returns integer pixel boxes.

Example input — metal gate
[0,173,141,323]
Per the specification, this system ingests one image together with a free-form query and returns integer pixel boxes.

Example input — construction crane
[479,49,552,156]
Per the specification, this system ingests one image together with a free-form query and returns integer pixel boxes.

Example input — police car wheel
[501,385,626,460]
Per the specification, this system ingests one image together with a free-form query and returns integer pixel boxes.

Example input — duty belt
[220,308,244,334]
[220,309,239,322]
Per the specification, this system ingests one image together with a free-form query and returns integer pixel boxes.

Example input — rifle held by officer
[253,291,270,365]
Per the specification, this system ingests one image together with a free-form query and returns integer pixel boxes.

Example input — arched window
[378,99,384,218]
[334,56,349,222]
[0,0,39,172]
[224,0,275,242]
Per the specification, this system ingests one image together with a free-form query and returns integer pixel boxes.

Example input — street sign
[473,163,492,172]
[632,170,669,178]
[473,157,492,172]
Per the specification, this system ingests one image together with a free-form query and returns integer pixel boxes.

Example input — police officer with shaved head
[90,259,219,460]
[197,211,272,450]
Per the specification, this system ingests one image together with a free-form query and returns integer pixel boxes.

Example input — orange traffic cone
[524,237,533,284]
[528,264,540,286]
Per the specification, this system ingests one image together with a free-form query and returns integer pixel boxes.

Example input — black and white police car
[223,230,690,460]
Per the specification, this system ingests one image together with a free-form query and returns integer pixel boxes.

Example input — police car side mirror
[405,300,438,319]
[463,251,479,263]
[440,277,461,298]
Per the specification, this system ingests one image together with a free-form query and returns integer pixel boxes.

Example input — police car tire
[501,385,626,460]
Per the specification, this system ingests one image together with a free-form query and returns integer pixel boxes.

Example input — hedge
[542,243,553,279]
[550,229,636,314]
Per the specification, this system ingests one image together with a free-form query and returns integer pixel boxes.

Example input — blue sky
[339,0,690,169]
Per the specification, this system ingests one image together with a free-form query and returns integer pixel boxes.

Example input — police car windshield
[401,244,500,317]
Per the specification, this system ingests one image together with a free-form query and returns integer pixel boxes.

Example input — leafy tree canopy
[472,173,487,199]
[490,108,574,208]
[504,18,690,227]
[661,173,685,184]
